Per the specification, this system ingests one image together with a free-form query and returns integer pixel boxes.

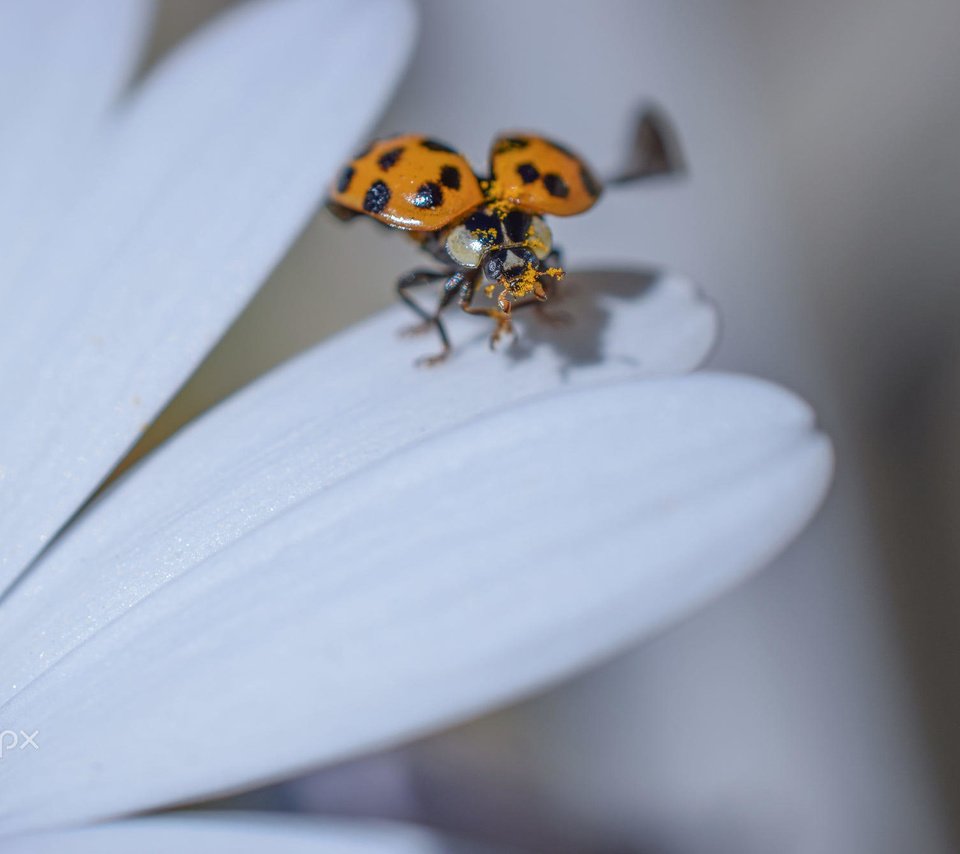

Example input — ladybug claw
[488,318,514,350]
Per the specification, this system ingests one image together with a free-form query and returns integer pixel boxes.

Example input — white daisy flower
[0,0,832,850]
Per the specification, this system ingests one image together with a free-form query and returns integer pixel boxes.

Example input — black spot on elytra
[495,137,530,154]
[439,164,461,190]
[581,166,601,197]
[543,173,569,198]
[363,180,391,213]
[336,166,354,193]
[421,138,457,153]
[516,162,540,184]
[465,211,502,245]
[412,181,444,209]
[502,209,530,243]
[377,146,404,170]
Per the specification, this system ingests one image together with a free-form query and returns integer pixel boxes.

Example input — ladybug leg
[458,276,513,350]
[396,268,450,337]
[534,245,564,300]
[511,249,572,326]
[398,269,472,366]
[414,271,472,367]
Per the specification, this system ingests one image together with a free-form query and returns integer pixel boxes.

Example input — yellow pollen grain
[510,263,558,298]
[480,179,515,219]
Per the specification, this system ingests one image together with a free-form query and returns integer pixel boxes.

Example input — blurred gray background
[140,2,960,852]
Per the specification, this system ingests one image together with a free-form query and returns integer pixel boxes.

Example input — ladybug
[326,132,603,364]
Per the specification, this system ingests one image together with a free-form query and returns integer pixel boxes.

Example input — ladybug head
[481,246,541,292]
[480,245,564,300]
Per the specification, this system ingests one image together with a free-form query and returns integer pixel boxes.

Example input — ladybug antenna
[606,104,685,186]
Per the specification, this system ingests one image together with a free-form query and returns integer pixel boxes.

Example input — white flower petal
[0,0,152,295]
[0,372,831,833]
[0,0,415,592]
[3,814,490,854]
[0,269,714,709]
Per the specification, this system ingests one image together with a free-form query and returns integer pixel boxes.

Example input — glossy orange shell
[488,134,602,216]
[330,135,484,232]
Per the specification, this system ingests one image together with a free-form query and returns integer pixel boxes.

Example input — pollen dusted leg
[510,249,571,326]
[458,277,513,349]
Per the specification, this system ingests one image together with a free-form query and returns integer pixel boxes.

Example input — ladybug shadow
[503,267,659,369]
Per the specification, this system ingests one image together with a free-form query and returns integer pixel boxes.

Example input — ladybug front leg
[458,275,513,350]
[511,247,571,326]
